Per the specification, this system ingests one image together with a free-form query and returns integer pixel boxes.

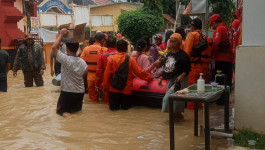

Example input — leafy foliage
[117,0,163,45]
[209,0,235,26]
[117,10,163,45]
[234,128,265,149]
[140,0,163,17]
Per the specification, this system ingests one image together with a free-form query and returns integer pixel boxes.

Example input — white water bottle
[197,73,205,94]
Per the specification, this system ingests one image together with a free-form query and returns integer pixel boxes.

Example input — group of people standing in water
[1,12,241,120]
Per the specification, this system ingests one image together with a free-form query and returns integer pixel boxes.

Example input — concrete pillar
[235,0,265,132]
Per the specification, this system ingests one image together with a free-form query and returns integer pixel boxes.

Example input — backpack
[191,32,208,57]
[111,55,130,91]
[218,28,232,52]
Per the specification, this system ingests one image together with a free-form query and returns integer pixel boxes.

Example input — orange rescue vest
[83,45,102,72]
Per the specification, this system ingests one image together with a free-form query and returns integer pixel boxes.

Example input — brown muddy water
[0,66,228,150]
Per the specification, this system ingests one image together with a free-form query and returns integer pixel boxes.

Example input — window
[91,15,113,26]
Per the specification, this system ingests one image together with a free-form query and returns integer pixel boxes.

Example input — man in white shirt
[52,28,87,117]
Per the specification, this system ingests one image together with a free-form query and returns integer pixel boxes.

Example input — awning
[183,0,206,16]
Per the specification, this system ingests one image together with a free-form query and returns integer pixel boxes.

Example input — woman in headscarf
[159,33,191,121]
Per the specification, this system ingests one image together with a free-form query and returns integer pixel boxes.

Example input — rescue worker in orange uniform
[95,37,118,105]
[184,18,213,109]
[81,32,105,103]
[184,18,213,85]
[102,40,153,111]
[209,14,233,105]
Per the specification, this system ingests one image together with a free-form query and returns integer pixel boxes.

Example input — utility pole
[205,0,209,36]
[25,0,31,32]
[174,0,181,30]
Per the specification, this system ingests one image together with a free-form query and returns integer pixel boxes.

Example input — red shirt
[95,48,118,87]
[159,41,166,51]
[213,23,233,62]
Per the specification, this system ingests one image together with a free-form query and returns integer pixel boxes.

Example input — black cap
[95,32,105,42]
[191,18,202,29]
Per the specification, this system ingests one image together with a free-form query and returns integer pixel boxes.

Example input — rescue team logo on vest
[217,27,233,53]
[214,26,234,62]
[89,51,98,54]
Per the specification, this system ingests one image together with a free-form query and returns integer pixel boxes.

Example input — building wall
[90,3,138,32]
[242,0,265,46]
[161,19,174,32]
[235,46,265,132]
[14,0,24,32]
[235,0,265,132]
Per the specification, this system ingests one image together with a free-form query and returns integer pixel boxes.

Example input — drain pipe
[210,131,233,138]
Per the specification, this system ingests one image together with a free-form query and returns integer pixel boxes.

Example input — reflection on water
[0,67,226,150]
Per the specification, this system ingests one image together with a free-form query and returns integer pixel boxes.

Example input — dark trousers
[109,91,131,111]
[22,69,44,87]
[54,62,61,76]
[0,79,7,92]
[214,61,232,105]
[56,91,84,116]
[214,61,233,87]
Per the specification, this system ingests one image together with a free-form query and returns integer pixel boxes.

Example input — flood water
[0,66,227,150]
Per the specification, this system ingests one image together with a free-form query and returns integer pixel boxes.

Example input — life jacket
[190,32,213,65]
[84,44,102,72]
[19,44,41,70]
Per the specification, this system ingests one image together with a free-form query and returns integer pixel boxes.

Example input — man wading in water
[52,28,87,117]
[13,34,46,87]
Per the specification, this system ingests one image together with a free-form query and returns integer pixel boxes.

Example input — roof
[71,0,96,5]
[92,0,113,5]
[163,14,175,24]
[183,0,192,15]
[90,2,143,8]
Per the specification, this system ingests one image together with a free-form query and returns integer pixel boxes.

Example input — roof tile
[92,0,113,5]
[183,0,192,15]
[163,14,175,24]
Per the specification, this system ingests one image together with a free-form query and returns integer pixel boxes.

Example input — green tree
[141,0,163,17]
[117,0,163,45]
[209,0,235,26]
